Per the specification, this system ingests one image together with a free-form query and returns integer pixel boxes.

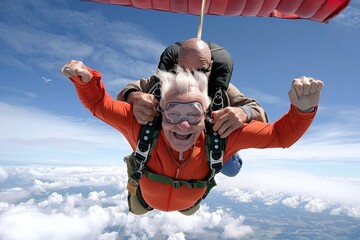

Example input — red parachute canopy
[86,0,350,23]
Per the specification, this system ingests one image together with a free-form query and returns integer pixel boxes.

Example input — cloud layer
[0,165,359,240]
[0,166,254,240]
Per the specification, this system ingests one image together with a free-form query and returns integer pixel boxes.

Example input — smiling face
[161,93,206,152]
[158,64,210,153]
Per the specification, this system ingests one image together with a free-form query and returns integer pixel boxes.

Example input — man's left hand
[211,107,248,138]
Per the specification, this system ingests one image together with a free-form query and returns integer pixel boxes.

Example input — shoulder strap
[134,80,162,168]
[205,116,226,175]
[127,82,162,195]
[206,42,233,96]
[205,87,230,174]
[157,41,183,72]
[201,86,231,201]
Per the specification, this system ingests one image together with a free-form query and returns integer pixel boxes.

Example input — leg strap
[136,187,154,211]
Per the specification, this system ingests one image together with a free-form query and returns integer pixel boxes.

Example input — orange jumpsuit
[71,68,317,212]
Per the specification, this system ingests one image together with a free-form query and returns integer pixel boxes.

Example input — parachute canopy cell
[85,0,350,23]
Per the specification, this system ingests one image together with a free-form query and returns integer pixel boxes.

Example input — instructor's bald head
[178,38,212,71]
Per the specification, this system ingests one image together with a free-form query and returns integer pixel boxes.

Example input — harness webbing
[144,167,209,189]
[127,114,161,196]
[142,166,218,201]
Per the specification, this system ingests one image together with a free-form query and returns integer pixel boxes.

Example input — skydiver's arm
[116,75,160,124]
[116,75,159,102]
[225,76,323,157]
[227,83,269,123]
[60,61,140,150]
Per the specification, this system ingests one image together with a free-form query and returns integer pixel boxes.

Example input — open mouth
[173,132,192,140]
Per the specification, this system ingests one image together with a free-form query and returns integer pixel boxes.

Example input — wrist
[239,105,254,122]
[298,106,315,113]
[124,89,139,103]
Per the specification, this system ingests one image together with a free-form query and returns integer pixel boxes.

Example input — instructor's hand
[212,106,247,138]
[128,92,159,124]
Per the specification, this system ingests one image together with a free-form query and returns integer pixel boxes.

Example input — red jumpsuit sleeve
[225,105,317,159]
[69,68,140,150]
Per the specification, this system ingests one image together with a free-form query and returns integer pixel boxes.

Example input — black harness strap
[127,83,162,197]
[143,167,209,189]
[136,187,154,211]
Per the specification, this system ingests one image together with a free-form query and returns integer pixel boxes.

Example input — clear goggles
[159,101,205,125]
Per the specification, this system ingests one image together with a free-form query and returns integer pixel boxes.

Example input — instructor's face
[178,57,212,79]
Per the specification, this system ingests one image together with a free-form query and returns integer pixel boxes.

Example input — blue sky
[1,0,360,171]
[1,1,360,239]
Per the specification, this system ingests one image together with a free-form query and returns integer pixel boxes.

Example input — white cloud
[167,232,186,240]
[28,166,126,193]
[0,22,93,59]
[222,223,254,239]
[0,166,255,240]
[0,198,254,240]
[0,205,110,240]
[0,168,8,182]
[88,191,107,201]
[333,5,360,28]
[0,188,31,204]
[38,193,65,207]
[303,197,330,213]
[0,101,130,164]
[2,165,360,239]
[217,167,360,218]
[282,196,300,208]
[0,87,37,99]
[98,232,119,240]
[0,0,165,80]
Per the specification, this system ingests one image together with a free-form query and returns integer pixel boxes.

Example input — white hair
[157,66,211,109]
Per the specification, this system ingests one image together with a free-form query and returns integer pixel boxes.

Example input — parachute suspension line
[197,0,206,39]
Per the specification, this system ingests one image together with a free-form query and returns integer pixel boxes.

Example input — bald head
[178,38,211,70]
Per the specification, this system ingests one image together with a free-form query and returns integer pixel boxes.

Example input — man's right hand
[127,92,159,124]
